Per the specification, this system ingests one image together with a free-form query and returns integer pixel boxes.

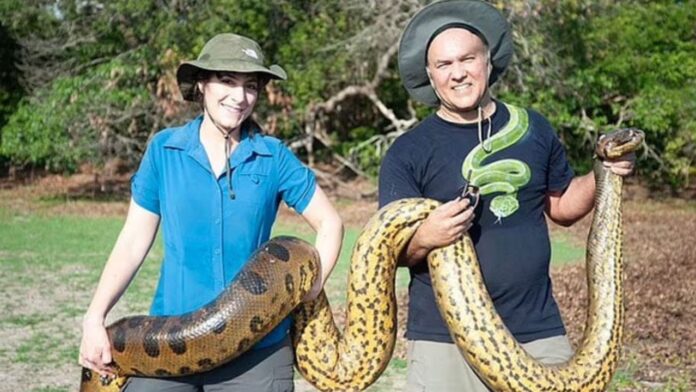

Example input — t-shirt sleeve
[378,139,421,208]
[277,143,316,214]
[130,139,161,215]
[546,126,575,193]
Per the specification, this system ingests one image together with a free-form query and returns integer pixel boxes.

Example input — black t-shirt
[378,102,574,343]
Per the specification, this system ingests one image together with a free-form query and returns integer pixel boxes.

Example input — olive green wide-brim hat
[398,0,514,107]
[177,33,287,101]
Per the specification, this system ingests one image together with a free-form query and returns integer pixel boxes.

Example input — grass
[3,314,50,327]
[609,355,642,391]
[550,232,586,266]
[15,331,77,365]
[273,222,411,305]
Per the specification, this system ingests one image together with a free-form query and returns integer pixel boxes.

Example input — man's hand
[399,197,476,267]
[602,151,636,177]
[417,197,476,249]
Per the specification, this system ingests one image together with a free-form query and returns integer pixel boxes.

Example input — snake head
[596,128,645,160]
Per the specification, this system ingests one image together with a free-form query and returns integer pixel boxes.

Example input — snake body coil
[80,236,319,392]
[80,129,643,392]
[291,128,642,391]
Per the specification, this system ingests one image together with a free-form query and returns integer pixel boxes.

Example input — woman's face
[198,72,260,132]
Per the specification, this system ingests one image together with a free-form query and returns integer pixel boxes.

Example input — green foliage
[276,1,354,106]
[338,126,383,178]
[0,23,22,127]
[498,0,696,188]
[574,1,696,187]
[0,0,693,190]
[1,58,151,171]
[0,0,60,39]
[0,22,24,170]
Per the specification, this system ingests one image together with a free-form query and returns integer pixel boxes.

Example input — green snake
[461,103,531,219]
[80,128,643,392]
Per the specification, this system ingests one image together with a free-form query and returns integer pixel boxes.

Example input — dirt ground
[1,174,694,390]
[550,196,696,388]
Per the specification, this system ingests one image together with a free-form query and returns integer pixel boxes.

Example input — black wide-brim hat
[398,0,514,107]
[177,33,287,101]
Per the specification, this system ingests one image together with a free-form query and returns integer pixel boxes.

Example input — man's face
[198,72,260,132]
[426,28,491,116]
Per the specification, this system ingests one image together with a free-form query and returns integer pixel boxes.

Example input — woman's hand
[79,317,115,377]
[78,200,160,376]
[300,185,344,303]
[303,272,324,302]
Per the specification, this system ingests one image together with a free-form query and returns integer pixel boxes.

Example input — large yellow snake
[80,128,643,392]
[80,236,320,391]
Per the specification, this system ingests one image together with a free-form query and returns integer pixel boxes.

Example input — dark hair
[193,70,269,137]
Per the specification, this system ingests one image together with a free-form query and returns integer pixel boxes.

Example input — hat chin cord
[479,59,494,153]
[203,100,239,200]
[478,104,493,153]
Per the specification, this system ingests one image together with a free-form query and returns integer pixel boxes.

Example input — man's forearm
[399,226,431,267]
[547,172,596,226]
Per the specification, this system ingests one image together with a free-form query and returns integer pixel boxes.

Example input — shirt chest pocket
[233,168,273,206]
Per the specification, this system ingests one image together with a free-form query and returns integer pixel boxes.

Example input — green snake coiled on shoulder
[81,128,643,392]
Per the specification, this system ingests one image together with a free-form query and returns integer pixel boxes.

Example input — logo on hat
[242,48,259,59]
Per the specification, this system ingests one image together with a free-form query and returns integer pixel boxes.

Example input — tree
[1,0,693,191]
[0,23,22,134]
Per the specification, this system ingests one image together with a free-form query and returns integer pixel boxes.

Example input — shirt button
[214,249,221,255]
[215,218,221,224]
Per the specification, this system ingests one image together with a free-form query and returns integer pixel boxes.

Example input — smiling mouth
[453,84,472,91]
[221,103,245,113]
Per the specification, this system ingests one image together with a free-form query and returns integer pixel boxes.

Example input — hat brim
[398,0,514,107]
[176,60,287,101]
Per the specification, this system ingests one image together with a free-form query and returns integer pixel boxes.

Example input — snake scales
[81,128,643,392]
[80,237,321,391]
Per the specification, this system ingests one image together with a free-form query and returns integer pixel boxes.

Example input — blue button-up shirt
[131,115,316,348]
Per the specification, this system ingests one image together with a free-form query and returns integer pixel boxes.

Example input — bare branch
[296,0,428,179]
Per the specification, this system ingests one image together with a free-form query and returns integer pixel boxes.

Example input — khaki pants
[405,335,573,392]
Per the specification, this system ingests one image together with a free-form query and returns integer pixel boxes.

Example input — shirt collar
[163,115,272,157]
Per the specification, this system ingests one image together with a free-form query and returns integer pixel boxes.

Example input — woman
[78,33,344,391]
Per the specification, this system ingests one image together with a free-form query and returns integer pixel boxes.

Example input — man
[378,1,636,391]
